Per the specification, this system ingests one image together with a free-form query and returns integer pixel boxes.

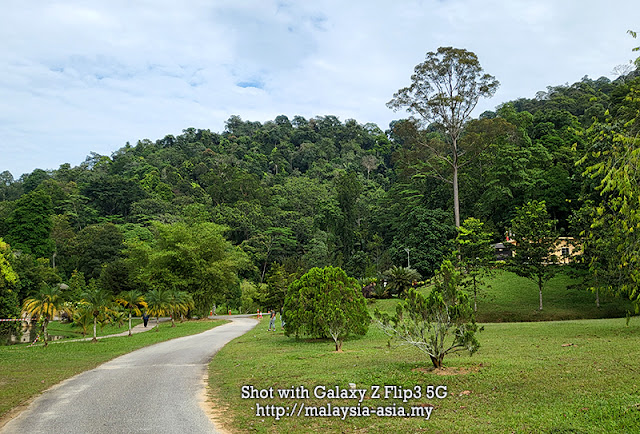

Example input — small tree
[115,290,147,336]
[383,265,422,297]
[146,288,171,331]
[22,284,70,347]
[284,266,369,351]
[80,282,114,342]
[375,260,479,369]
[509,201,558,310]
[456,217,495,312]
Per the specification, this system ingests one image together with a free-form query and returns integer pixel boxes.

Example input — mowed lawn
[208,271,640,433]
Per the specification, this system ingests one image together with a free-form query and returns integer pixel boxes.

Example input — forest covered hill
[1,66,639,320]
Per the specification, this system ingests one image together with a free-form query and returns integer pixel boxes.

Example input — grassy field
[0,319,226,420]
[208,317,640,433]
[207,271,639,433]
[473,271,632,323]
[372,270,633,323]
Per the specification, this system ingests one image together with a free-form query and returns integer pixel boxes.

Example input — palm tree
[72,307,92,338]
[383,265,422,296]
[22,284,71,347]
[115,290,147,336]
[167,289,194,327]
[80,283,114,342]
[145,288,171,331]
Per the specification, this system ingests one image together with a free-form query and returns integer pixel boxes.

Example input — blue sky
[1,0,639,178]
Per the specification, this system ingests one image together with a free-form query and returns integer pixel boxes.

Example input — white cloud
[1,0,639,177]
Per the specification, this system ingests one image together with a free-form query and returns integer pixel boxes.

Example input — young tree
[22,284,70,347]
[115,290,147,336]
[166,289,194,326]
[456,217,495,312]
[375,260,479,369]
[283,266,369,351]
[145,288,171,331]
[509,201,558,310]
[387,46,499,227]
[80,282,114,342]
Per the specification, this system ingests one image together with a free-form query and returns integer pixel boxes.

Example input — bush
[284,266,369,351]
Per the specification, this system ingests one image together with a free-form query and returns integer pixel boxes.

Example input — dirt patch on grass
[412,364,483,376]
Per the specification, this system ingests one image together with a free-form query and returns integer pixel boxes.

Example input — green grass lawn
[473,270,632,323]
[207,271,639,433]
[0,319,226,420]
[208,316,640,433]
[44,318,143,339]
[373,270,633,323]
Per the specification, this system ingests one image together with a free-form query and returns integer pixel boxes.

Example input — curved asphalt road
[2,317,257,434]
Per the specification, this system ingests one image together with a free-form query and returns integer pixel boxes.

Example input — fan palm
[22,284,71,347]
[115,290,147,336]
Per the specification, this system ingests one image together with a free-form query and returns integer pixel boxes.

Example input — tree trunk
[473,276,478,312]
[430,354,444,369]
[538,277,543,311]
[595,288,600,308]
[128,311,132,336]
[453,164,460,228]
[92,317,97,342]
[43,317,49,347]
[155,316,160,331]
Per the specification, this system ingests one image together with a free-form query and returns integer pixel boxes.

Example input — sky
[1,0,639,179]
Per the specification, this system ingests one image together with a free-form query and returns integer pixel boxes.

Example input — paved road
[2,317,257,434]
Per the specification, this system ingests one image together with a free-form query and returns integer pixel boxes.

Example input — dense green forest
[1,59,639,328]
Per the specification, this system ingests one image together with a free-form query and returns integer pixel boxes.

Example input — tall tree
[387,46,499,227]
[5,189,54,258]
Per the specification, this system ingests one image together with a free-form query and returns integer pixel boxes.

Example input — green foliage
[283,266,369,351]
[0,239,20,340]
[126,222,250,317]
[22,284,70,347]
[166,289,194,326]
[264,262,296,309]
[375,260,479,369]
[456,217,495,311]
[579,78,640,310]
[508,200,558,310]
[79,282,115,342]
[388,46,499,227]
[382,265,421,296]
[145,288,171,330]
[115,290,147,335]
[5,189,54,258]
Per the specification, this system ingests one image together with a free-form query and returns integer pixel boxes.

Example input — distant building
[493,237,581,264]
